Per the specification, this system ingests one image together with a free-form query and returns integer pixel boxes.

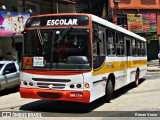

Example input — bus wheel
[134,71,139,87]
[104,79,113,103]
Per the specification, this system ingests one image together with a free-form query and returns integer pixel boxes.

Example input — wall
[110,0,160,35]
[24,0,76,15]
[111,0,160,9]
[58,3,76,13]
[0,37,16,60]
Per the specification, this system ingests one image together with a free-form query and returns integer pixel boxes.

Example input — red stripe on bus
[21,70,91,75]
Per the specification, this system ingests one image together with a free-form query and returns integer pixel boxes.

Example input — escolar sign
[46,19,78,26]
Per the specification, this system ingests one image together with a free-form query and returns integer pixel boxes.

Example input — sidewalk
[147,59,160,72]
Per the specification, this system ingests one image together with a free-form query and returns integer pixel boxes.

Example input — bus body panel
[92,56,147,91]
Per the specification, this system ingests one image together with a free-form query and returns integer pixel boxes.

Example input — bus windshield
[22,28,91,70]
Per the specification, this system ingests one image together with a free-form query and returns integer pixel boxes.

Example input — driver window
[93,23,106,69]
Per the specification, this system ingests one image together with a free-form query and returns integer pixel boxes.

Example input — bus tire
[104,79,113,103]
[134,71,139,87]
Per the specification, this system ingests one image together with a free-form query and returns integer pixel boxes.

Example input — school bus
[20,13,147,103]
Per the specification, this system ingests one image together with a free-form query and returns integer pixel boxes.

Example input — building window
[117,14,127,26]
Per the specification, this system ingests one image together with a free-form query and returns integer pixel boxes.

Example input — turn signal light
[84,83,90,88]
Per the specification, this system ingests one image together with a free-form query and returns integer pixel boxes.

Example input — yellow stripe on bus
[92,60,147,76]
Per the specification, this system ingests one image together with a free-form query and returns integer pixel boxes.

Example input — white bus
[20,13,147,103]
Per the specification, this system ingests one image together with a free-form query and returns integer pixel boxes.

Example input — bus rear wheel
[103,79,113,103]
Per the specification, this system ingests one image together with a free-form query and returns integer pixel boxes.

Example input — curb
[147,70,160,72]
[147,68,160,72]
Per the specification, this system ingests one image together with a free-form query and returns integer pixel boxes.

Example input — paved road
[0,71,160,119]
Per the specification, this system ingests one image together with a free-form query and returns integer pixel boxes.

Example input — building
[1,0,158,62]
[75,0,106,18]
[108,0,160,60]
[0,0,76,63]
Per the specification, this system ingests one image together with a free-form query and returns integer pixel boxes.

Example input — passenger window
[106,30,116,56]
[99,31,105,56]
[116,33,124,56]
[132,39,136,56]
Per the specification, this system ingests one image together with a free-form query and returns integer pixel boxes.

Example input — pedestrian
[12,56,16,61]
[158,51,160,66]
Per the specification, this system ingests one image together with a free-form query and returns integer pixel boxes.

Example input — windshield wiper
[56,26,72,43]
[37,29,44,45]
[36,29,45,55]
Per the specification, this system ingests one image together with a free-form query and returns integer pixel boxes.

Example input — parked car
[0,61,20,91]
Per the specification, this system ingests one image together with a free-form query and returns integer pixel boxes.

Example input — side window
[106,30,116,56]
[3,63,17,74]
[116,33,124,56]
[137,40,142,56]
[141,42,147,56]
[93,25,105,57]
[141,42,145,56]
[92,23,106,69]
[99,31,105,56]
[144,42,147,56]
[93,25,98,57]
[11,63,17,73]
[132,39,136,56]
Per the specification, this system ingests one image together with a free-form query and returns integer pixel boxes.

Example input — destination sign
[25,15,89,27]
[46,19,78,26]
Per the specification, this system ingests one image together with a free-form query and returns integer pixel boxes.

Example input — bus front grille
[32,78,71,82]
[37,92,62,99]
[32,78,71,89]
[37,83,66,89]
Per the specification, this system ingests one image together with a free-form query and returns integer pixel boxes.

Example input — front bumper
[20,88,90,103]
